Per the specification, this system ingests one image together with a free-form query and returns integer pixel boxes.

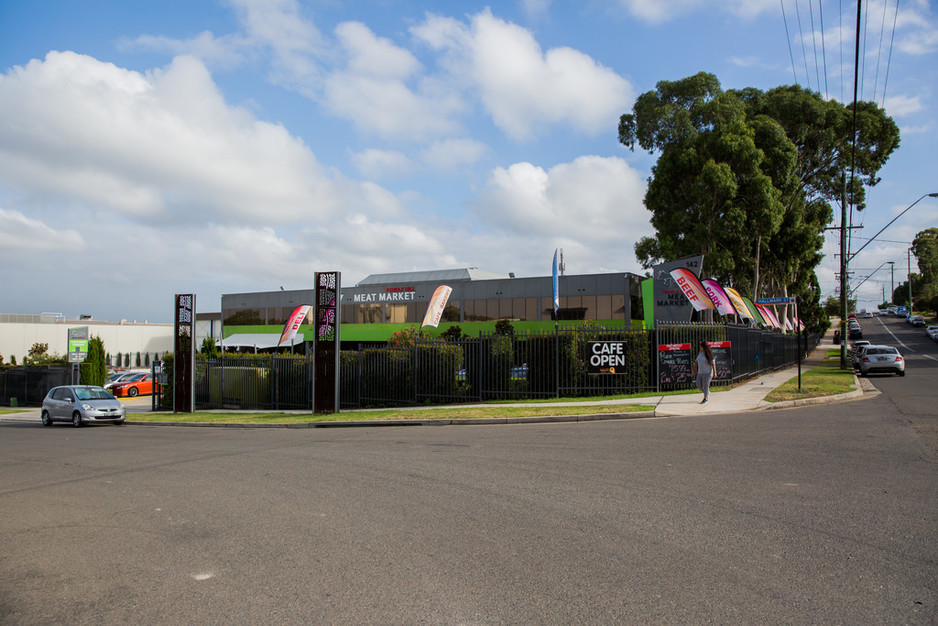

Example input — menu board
[658,341,733,386]
[708,341,733,380]
[658,343,693,386]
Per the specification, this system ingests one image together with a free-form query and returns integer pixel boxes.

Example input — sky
[1,0,936,323]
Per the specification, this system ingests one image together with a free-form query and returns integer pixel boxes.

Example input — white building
[0,313,220,365]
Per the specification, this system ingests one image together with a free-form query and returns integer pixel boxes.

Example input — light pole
[848,193,938,262]
[888,261,895,304]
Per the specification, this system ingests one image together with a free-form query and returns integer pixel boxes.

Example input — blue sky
[1,0,936,322]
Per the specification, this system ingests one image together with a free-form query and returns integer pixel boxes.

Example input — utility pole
[908,248,913,315]
[840,175,848,369]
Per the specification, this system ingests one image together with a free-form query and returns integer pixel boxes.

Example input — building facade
[221,268,645,346]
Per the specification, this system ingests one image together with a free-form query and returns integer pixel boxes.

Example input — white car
[926,325,938,341]
[857,345,905,377]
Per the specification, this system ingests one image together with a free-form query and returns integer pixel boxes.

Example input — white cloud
[884,94,925,117]
[0,207,84,252]
[350,149,415,179]
[412,10,633,140]
[335,21,421,78]
[122,31,248,68]
[421,138,488,170]
[473,155,648,243]
[0,51,352,224]
[616,0,776,24]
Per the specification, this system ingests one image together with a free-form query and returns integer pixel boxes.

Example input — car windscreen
[865,348,898,356]
[75,387,116,401]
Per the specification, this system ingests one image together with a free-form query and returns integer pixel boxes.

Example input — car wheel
[72,411,83,428]
[114,420,125,426]
[41,410,52,427]
[128,387,139,397]
[898,370,905,377]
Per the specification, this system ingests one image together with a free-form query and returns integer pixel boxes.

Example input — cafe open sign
[587,341,627,374]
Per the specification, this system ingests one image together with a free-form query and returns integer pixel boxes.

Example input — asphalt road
[1,318,936,623]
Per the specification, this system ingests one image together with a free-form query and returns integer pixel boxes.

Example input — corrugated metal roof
[357,268,510,285]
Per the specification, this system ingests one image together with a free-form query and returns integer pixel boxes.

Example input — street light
[849,192,938,262]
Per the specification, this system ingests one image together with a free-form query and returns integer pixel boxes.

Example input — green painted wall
[225,319,645,342]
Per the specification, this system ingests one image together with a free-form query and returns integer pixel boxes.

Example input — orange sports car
[109,373,157,397]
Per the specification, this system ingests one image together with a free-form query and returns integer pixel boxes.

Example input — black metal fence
[0,367,71,407]
[182,324,819,411]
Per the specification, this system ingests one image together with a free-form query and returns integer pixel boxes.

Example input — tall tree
[621,73,784,284]
[620,73,899,330]
[911,228,938,301]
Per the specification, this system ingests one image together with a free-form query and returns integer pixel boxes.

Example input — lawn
[129,403,657,424]
[764,349,857,402]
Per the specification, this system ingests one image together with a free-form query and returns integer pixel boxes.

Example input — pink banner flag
[701,279,737,316]
[278,304,311,346]
[668,268,715,311]
[756,304,781,329]
[421,285,453,328]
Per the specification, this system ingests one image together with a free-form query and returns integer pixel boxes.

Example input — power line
[794,0,813,90]
[809,1,822,94]
[780,0,799,83]
[818,0,830,99]
[881,0,900,109]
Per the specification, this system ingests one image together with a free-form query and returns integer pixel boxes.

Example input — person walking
[692,341,715,404]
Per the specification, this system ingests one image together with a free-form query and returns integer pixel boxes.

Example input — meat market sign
[351,286,416,303]
[587,341,626,374]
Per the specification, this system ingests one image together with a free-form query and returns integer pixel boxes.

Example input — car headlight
[82,403,93,410]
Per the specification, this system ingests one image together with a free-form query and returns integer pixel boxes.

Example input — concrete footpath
[1,331,869,426]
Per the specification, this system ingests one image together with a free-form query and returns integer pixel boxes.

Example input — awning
[218,333,305,349]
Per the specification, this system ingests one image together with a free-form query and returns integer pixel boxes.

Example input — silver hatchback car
[41,385,126,427]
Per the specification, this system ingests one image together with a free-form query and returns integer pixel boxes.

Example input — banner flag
[724,287,752,319]
[701,279,736,316]
[552,249,560,317]
[421,285,453,328]
[668,268,715,311]
[742,297,765,325]
[756,304,780,328]
[278,304,311,346]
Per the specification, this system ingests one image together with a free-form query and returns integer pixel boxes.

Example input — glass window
[358,304,382,324]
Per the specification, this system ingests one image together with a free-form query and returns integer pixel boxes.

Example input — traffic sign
[755,297,796,305]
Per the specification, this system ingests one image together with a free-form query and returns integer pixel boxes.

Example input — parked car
[110,373,156,397]
[907,315,925,327]
[857,345,905,377]
[104,370,147,390]
[41,385,126,427]
[848,323,863,339]
[851,343,872,370]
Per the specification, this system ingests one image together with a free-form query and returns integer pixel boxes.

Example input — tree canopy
[619,72,899,330]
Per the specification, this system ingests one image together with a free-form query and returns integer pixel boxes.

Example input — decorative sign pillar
[174,294,195,413]
[314,272,340,414]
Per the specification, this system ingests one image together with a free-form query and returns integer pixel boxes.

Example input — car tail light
[863,357,870,362]
[895,356,902,361]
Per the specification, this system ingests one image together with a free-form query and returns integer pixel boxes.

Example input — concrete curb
[756,372,877,410]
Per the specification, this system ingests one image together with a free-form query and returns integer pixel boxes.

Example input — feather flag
[756,304,781,329]
[742,297,766,325]
[701,279,737,316]
[668,268,716,311]
[552,249,560,318]
[278,304,311,347]
[421,285,453,328]
[723,287,753,319]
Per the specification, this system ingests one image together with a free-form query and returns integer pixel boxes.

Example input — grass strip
[130,403,657,424]
[764,349,856,403]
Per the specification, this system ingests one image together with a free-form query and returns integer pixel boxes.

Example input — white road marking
[191,572,214,581]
